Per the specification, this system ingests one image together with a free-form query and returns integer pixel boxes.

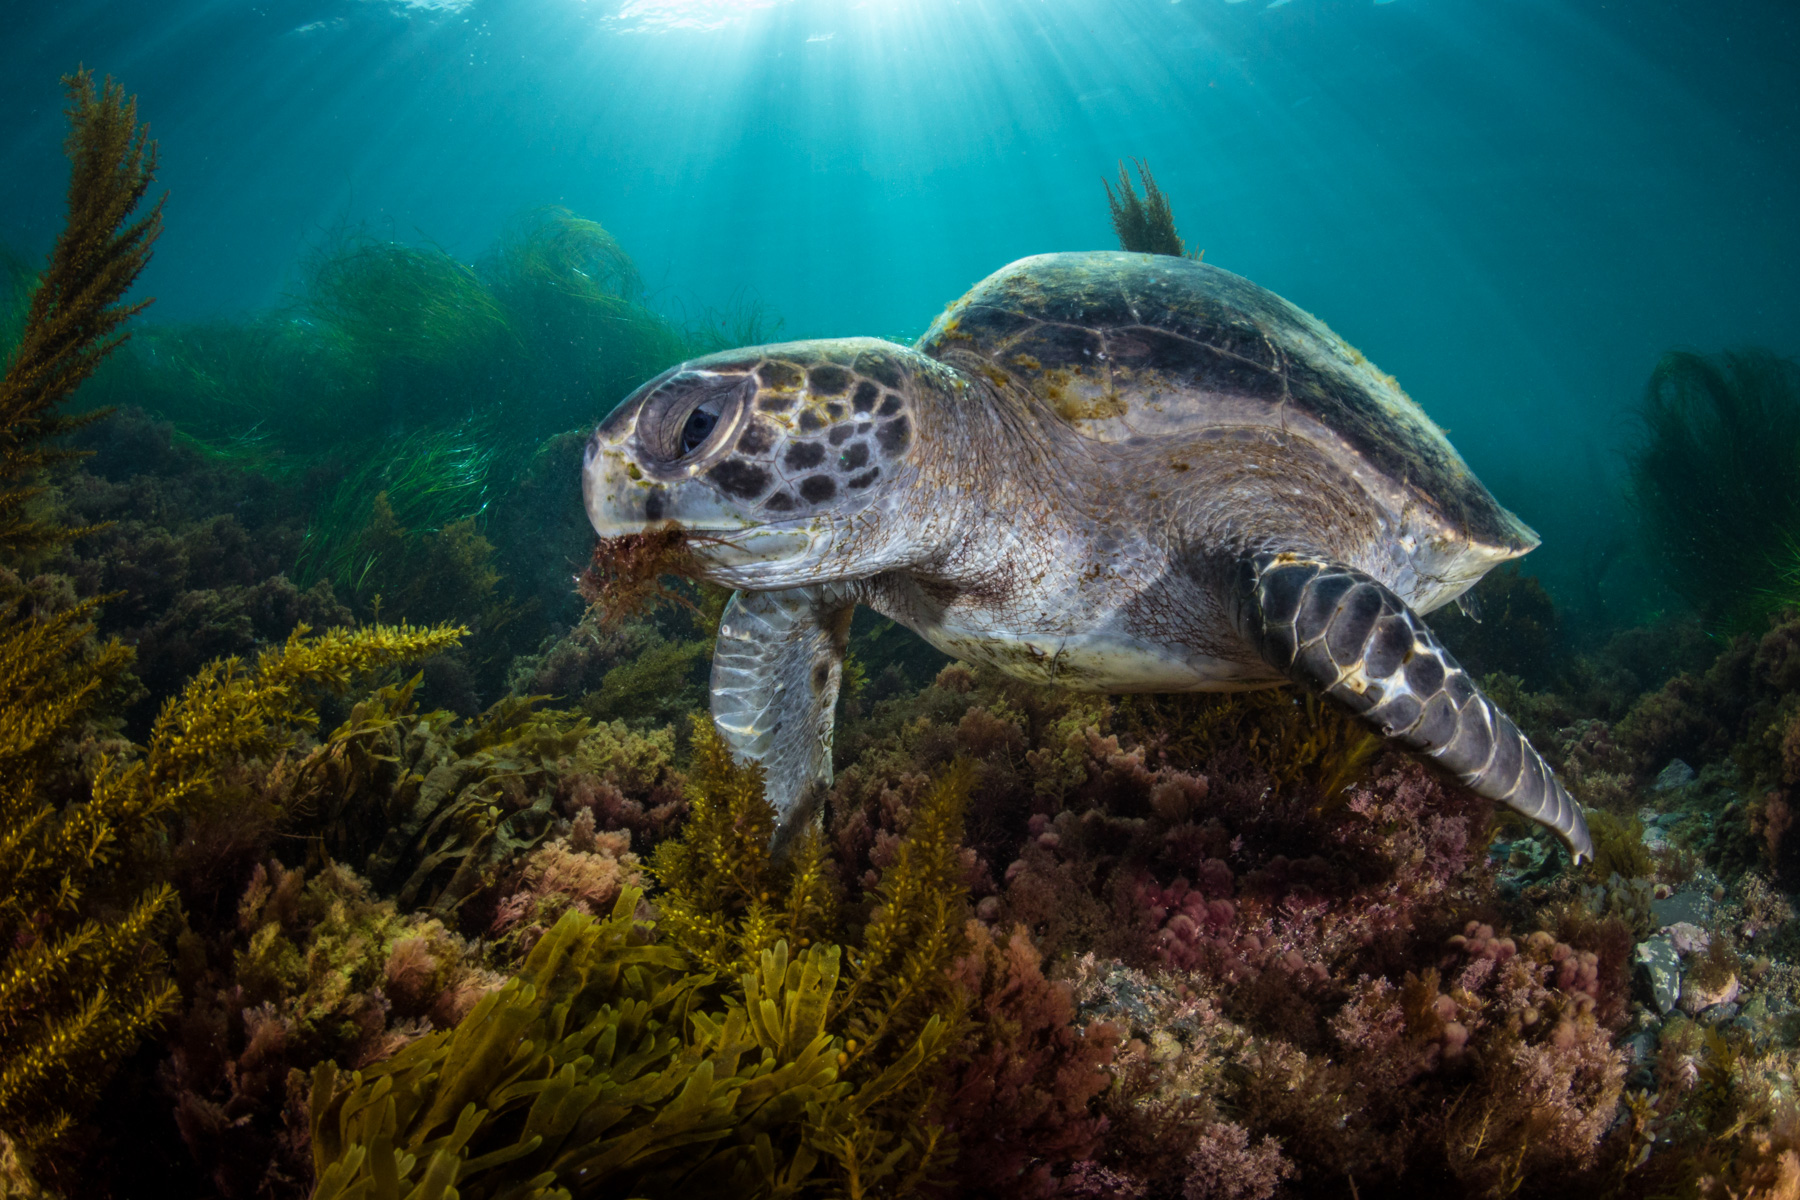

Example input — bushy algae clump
[577,527,729,629]
[0,67,170,1151]
[0,70,161,563]
[60,204,772,692]
[1104,158,1189,259]
[307,727,977,1199]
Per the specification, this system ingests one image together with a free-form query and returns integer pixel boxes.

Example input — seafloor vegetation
[6,84,1800,1200]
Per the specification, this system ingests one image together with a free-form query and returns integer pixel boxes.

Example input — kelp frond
[655,736,969,1189]
[309,724,974,1195]
[291,683,595,914]
[0,616,461,1147]
[0,68,169,1149]
[1104,158,1187,258]
[0,69,163,560]
[649,721,836,976]
[309,892,956,1197]
[308,895,848,1199]
[836,761,972,1072]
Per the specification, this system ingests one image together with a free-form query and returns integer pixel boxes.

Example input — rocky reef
[8,73,1800,1200]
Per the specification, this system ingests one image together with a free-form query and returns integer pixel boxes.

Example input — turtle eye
[634,371,748,466]
[679,406,720,456]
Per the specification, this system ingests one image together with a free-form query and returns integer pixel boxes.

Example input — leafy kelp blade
[307,895,847,1199]
[311,744,974,1197]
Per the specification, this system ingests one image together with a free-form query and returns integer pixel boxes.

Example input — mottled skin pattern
[582,252,1593,861]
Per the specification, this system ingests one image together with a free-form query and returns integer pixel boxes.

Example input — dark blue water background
[2,0,1797,608]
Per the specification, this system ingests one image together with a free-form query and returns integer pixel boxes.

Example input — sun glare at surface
[607,0,798,33]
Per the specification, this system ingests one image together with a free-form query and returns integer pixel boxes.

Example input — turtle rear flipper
[710,584,856,849]
[1244,552,1592,863]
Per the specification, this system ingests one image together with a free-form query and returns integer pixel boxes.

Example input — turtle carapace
[581,251,1593,862]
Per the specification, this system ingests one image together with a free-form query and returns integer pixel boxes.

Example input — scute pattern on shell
[917,250,1535,553]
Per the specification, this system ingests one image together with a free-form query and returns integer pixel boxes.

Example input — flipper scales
[710,584,857,845]
[1245,552,1593,862]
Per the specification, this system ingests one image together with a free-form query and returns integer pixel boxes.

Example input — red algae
[577,527,715,626]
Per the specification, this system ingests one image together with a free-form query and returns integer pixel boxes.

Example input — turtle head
[583,338,935,589]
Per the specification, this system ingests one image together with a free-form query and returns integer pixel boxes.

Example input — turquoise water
[2,0,1797,602]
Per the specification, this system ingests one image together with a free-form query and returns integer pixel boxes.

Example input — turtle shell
[917,250,1534,553]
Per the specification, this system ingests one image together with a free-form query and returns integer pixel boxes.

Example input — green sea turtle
[582,251,1593,862]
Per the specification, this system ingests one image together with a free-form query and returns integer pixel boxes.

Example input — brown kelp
[0,67,168,1153]
[0,70,162,561]
[1,616,464,1154]
[0,84,470,1160]
[116,643,682,1200]
[0,586,148,1151]
[1104,159,1188,258]
[306,729,976,1198]
[306,900,850,1199]
[291,682,593,913]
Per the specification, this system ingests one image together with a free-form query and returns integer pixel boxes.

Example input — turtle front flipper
[1244,553,1593,863]
[711,584,857,845]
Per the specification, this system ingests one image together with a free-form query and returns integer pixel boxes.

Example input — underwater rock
[1635,935,1682,1015]
[1622,1028,1659,1070]
[1651,888,1710,928]
[1492,833,1562,895]
[1678,970,1740,1017]
[0,1132,57,1200]
[1654,758,1698,791]
[1667,921,1711,957]
[0,1137,57,1200]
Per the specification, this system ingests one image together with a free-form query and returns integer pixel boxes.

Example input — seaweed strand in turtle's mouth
[578,527,722,627]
